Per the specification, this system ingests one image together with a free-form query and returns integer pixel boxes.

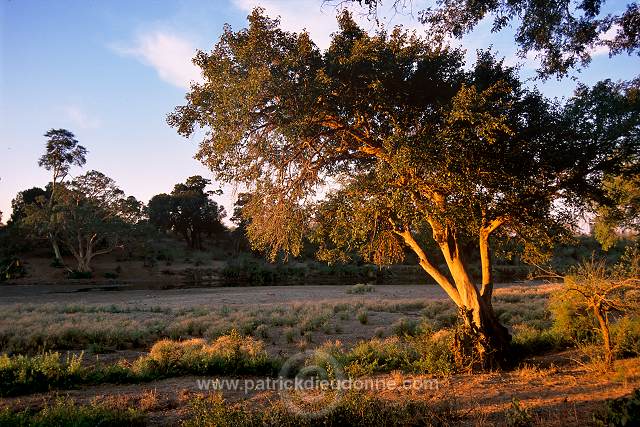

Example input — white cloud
[62,105,101,129]
[113,31,202,89]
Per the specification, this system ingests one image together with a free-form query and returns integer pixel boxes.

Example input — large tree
[37,129,87,261]
[148,176,226,249]
[342,0,640,77]
[168,10,639,363]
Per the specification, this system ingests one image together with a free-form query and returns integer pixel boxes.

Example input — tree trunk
[435,226,510,367]
[395,221,511,368]
[479,230,493,305]
[50,233,63,262]
[593,303,613,366]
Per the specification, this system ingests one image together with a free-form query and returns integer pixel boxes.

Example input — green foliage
[391,318,422,337]
[184,391,459,427]
[0,397,144,427]
[0,352,85,396]
[549,289,598,344]
[357,310,369,325]
[510,324,564,357]
[338,331,455,377]
[594,388,640,427]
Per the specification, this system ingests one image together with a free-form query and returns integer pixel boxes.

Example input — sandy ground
[0,282,534,307]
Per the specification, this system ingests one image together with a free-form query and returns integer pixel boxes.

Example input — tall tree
[341,0,640,77]
[169,10,639,363]
[37,129,87,261]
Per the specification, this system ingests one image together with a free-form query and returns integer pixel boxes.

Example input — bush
[340,331,455,377]
[549,289,598,344]
[510,324,564,356]
[0,352,85,396]
[593,388,640,427]
[135,330,278,376]
[67,270,92,279]
[0,397,145,427]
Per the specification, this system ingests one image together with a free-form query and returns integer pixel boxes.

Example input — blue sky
[1,0,639,222]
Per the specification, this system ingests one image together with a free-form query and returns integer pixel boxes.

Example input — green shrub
[341,331,455,377]
[0,397,145,427]
[549,287,598,343]
[593,388,640,427]
[0,331,280,397]
[505,398,533,427]
[0,352,85,396]
[510,324,564,356]
[612,316,640,358]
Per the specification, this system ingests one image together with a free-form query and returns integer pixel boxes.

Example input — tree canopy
[343,0,640,77]
[169,9,639,361]
[148,176,227,249]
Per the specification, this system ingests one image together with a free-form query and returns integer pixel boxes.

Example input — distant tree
[37,129,87,261]
[24,171,130,273]
[9,187,49,225]
[340,0,640,77]
[148,176,226,249]
[169,10,639,363]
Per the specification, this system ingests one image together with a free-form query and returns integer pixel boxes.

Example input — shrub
[510,324,564,356]
[67,270,93,279]
[138,330,278,376]
[391,318,422,337]
[0,352,85,396]
[593,388,640,427]
[357,310,368,325]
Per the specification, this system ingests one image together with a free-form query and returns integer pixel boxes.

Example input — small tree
[563,255,640,366]
[37,129,87,262]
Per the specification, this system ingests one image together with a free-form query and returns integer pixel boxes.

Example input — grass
[184,391,460,427]
[0,397,145,427]
[0,284,558,357]
[346,283,375,294]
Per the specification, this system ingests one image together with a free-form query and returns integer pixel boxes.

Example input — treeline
[0,129,243,278]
